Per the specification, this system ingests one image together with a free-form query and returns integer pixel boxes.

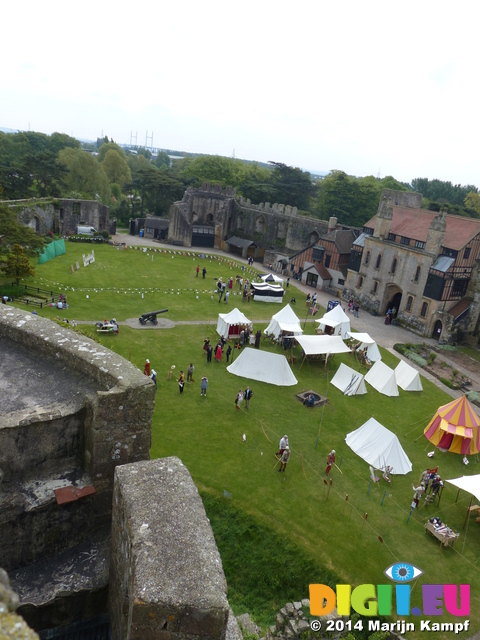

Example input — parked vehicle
[77,225,97,236]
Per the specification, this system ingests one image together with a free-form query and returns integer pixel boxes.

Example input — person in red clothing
[326,450,335,475]
[144,359,151,376]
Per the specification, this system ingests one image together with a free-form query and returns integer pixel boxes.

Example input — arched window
[364,250,370,266]
[391,258,397,274]
[421,301,428,317]
[206,213,214,224]
[255,216,266,234]
[414,266,421,282]
[375,254,382,269]
[277,220,287,239]
[406,296,413,311]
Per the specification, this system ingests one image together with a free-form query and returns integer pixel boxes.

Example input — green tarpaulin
[38,239,65,264]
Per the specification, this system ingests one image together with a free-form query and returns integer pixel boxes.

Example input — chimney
[373,197,393,239]
[425,209,447,255]
[328,216,338,232]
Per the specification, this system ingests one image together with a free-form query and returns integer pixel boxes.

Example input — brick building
[344,190,480,342]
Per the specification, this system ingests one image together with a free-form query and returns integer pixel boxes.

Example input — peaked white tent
[395,360,423,391]
[264,304,303,339]
[295,335,351,356]
[317,304,351,338]
[445,475,480,503]
[216,308,252,339]
[261,273,284,284]
[331,363,367,396]
[345,418,412,474]
[227,348,297,386]
[346,332,382,362]
[365,360,399,396]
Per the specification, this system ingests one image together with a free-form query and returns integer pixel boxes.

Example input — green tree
[97,141,125,162]
[1,243,36,285]
[101,149,132,189]
[0,199,47,257]
[57,148,110,202]
[154,151,171,169]
[464,191,480,216]
[178,155,248,188]
[268,162,316,211]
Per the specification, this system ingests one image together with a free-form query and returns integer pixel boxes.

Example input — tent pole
[463,496,473,529]
[463,498,472,554]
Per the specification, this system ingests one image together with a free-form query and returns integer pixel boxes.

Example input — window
[414,266,421,282]
[400,236,410,246]
[464,247,471,260]
[72,202,80,215]
[364,250,371,266]
[338,278,345,286]
[388,233,396,241]
[391,258,397,274]
[415,240,425,249]
[452,279,468,297]
[324,254,331,268]
[356,276,363,288]
[375,254,382,269]
[442,247,458,259]
[421,302,428,317]
[312,246,325,262]
[406,296,413,311]
[373,281,378,293]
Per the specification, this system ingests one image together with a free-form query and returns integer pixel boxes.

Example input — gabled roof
[365,208,480,250]
[320,228,359,254]
[144,217,169,229]
[226,236,256,248]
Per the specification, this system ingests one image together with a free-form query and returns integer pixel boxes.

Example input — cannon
[139,309,168,325]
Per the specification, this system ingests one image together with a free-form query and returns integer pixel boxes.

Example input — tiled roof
[448,298,470,319]
[320,228,358,254]
[365,208,480,250]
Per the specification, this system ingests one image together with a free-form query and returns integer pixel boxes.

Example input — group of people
[275,435,290,472]
[384,306,397,325]
[347,298,359,318]
[412,467,443,507]
[203,336,233,363]
[143,358,157,389]
[196,265,207,278]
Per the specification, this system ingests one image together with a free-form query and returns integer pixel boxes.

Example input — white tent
[346,332,382,362]
[365,360,399,396]
[264,304,303,339]
[345,417,412,474]
[251,282,285,303]
[445,475,480,502]
[216,308,252,339]
[331,363,367,396]
[295,335,351,356]
[395,360,423,391]
[227,348,297,386]
[317,304,351,338]
[261,273,284,284]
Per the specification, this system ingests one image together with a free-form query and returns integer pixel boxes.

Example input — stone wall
[109,458,230,640]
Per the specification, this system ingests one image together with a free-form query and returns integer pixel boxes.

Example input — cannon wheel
[153,317,158,325]
[139,317,146,325]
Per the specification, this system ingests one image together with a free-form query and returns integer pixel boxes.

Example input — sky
[2,1,480,188]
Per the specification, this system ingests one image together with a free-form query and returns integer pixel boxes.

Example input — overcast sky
[2,1,479,187]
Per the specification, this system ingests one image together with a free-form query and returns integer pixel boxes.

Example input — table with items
[425,517,459,547]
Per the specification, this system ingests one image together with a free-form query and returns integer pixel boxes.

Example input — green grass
[5,244,480,639]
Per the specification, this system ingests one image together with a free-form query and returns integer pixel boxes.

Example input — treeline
[1,130,479,227]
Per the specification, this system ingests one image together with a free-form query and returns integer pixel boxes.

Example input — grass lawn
[4,243,480,638]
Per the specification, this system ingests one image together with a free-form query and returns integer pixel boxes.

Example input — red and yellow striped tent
[424,395,480,455]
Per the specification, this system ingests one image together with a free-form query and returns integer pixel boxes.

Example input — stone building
[167,184,347,267]
[344,189,480,342]
[5,198,116,236]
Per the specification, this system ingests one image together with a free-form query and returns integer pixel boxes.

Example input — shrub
[427,352,437,364]
[405,351,427,367]
[440,377,458,389]
[393,343,407,355]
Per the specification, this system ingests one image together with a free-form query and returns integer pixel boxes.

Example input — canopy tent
[317,304,351,338]
[346,417,412,474]
[227,347,297,386]
[250,282,285,303]
[264,304,303,339]
[331,363,367,396]
[346,332,382,362]
[364,360,399,396]
[395,360,423,392]
[261,273,284,284]
[424,395,480,455]
[296,335,351,356]
[216,308,252,339]
[445,475,480,503]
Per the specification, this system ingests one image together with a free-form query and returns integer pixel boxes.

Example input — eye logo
[384,562,423,582]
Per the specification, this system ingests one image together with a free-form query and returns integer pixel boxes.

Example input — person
[235,389,243,410]
[412,482,425,508]
[206,344,213,362]
[202,267,207,279]
[304,393,315,407]
[242,288,247,303]
[255,330,261,349]
[226,345,232,363]
[203,337,210,353]
[286,277,290,288]
[229,277,233,289]
[277,435,289,458]
[312,293,317,305]
[32,309,38,315]
[187,363,194,382]
[326,450,336,475]
[278,446,290,472]
[385,310,391,325]
[200,376,208,397]
[392,306,397,317]
[354,303,359,318]
[196,265,199,277]
[244,386,253,409]
[215,344,222,362]
[224,291,229,304]
[178,370,185,393]
[306,293,311,305]
[239,330,245,348]
[144,359,151,377]
[150,369,157,389]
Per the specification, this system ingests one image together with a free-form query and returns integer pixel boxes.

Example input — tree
[1,243,36,285]
[101,149,132,189]
[268,162,316,211]
[0,199,47,257]
[464,192,480,216]
[57,148,110,202]
[154,151,171,169]
[97,141,125,162]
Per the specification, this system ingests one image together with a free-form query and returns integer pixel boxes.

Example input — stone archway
[432,320,443,341]
[206,213,214,224]
[309,230,319,244]
[383,284,402,317]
